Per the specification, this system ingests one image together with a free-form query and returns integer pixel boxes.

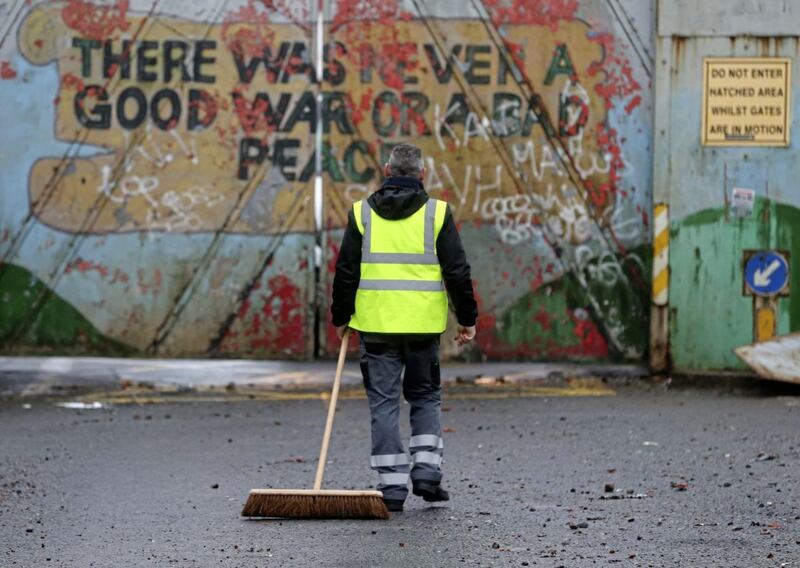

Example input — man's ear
[419,166,426,181]
[383,163,392,178]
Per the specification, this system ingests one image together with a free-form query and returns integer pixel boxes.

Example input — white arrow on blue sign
[744,251,789,296]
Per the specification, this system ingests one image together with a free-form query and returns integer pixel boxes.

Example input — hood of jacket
[366,176,429,220]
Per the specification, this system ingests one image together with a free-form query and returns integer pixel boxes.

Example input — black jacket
[331,176,478,331]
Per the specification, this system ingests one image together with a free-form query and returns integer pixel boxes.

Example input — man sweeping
[331,143,478,512]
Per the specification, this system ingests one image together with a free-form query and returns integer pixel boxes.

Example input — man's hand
[336,325,349,339]
[455,325,476,346]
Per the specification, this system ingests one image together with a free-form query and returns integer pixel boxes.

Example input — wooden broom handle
[313,330,350,490]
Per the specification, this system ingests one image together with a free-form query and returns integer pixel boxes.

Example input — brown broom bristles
[241,490,389,519]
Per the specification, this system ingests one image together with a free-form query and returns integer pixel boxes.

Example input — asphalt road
[1,385,798,567]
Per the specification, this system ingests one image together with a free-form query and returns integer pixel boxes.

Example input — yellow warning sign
[702,57,791,147]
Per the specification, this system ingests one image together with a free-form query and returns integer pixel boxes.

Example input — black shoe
[412,480,450,502]
[383,498,404,512]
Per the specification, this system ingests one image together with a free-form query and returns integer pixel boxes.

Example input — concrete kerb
[6,357,797,400]
[0,356,649,399]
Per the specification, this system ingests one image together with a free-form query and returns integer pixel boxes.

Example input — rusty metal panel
[658,0,800,38]
[0,0,316,358]
[320,0,654,361]
[658,32,800,372]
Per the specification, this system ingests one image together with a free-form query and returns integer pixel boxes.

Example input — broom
[241,330,389,519]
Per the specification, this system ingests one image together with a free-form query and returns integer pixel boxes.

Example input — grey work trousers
[359,335,444,501]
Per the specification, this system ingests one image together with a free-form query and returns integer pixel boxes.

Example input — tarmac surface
[1,381,799,567]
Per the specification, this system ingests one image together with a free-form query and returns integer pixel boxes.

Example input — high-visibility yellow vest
[348,197,449,334]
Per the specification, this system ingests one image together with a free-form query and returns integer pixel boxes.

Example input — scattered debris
[599,491,649,500]
[670,481,689,491]
[642,441,659,446]
[210,483,219,489]
[604,483,615,493]
[755,453,778,462]
[569,522,589,530]
[475,377,505,386]
[55,402,108,410]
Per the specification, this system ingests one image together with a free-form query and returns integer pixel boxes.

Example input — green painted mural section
[488,246,650,360]
[670,199,799,372]
[0,263,136,356]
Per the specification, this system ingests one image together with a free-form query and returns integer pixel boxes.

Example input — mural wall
[0,0,653,360]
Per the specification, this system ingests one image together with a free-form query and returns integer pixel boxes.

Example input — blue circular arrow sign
[744,251,789,296]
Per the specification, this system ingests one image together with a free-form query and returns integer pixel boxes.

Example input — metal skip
[735,333,800,385]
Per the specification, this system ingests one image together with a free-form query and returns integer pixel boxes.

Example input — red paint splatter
[483,0,579,32]
[61,0,130,41]
[108,268,130,285]
[34,39,44,49]
[473,285,511,357]
[136,268,162,296]
[589,122,626,210]
[221,0,274,59]
[624,94,642,114]
[332,0,411,32]
[502,40,527,81]
[587,32,642,112]
[65,258,109,278]
[381,42,420,91]
[0,61,17,80]
[230,86,281,137]
[324,239,359,355]
[60,72,85,91]
[532,307,551,331]
[259,0,310,32]
[344,88,374,126]
[570,312,608,357]
[400,92,430,135]
[332,0,416,92]
[248,275,305,354]
[529,256,545,291]
[474,285,608,359]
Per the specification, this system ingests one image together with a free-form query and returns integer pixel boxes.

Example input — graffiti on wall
[1,0,652,359]
[322,0,651,359]
[19,1,314,235]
